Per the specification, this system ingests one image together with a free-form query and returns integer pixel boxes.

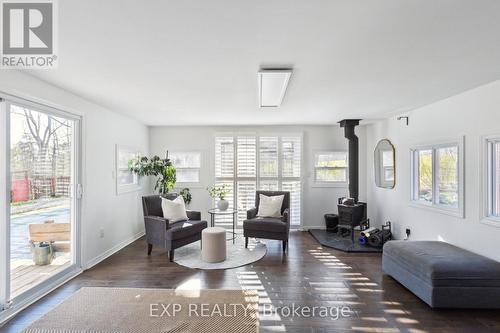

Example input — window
[278,136,302,226]
[170,152,201,184]
[215,134,302,226]
[382,150,395,182]
[437,146,459,206]
[259,136,279,178]
[486,138,500,219]
[410,139,463,216]
[417,149,433,203]
[313,151,348,184]
[116,145,140,194]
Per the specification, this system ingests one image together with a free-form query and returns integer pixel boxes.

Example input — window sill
[480,217,500,228]
[311,182,348,188]
[408,201,464,218]
[174,183,204,189]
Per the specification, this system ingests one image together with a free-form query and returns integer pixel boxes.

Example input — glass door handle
[76,184,83,199]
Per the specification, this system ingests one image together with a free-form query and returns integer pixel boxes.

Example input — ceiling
[28,0,500,126]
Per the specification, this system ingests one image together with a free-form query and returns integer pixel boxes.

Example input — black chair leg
[282,240,287,253]
[147,244,153,256]
[245,237,248,249]
[169,250,175,262]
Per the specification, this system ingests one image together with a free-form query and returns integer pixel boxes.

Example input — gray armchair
[243,191,290,253]
[142,194,207,262]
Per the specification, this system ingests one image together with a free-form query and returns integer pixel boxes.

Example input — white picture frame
[115,145,141,195]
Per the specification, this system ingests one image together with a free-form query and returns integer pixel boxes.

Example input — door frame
[0,93,83,322]
[0,99,10,312]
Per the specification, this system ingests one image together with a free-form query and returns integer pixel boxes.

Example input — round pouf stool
[201,227,227,263]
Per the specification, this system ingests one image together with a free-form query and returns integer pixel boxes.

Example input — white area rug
[174,236,266,270]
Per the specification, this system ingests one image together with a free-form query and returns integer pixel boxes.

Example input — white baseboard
[85,231,145,269]
[298,226,326,231]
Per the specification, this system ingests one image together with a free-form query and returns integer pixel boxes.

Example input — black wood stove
[337,119,369,242]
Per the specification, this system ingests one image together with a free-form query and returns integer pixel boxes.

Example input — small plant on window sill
[129,152,176,195]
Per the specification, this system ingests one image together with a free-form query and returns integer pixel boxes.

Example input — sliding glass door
[1,96,81,313]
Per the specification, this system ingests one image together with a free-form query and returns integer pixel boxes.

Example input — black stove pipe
[339,119,361,202]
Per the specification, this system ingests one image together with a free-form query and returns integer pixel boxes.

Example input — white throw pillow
[161,196,188,223]
[257,194,284,218]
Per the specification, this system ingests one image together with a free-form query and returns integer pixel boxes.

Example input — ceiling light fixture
[258,69,292,107]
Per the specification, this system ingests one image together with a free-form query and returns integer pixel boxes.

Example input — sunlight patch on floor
[175,277,201,298]
[307,244,423,332]
[237,271,281,322]
[351,327,401,333]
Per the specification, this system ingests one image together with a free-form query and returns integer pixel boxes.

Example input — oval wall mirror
[374,139,395,189]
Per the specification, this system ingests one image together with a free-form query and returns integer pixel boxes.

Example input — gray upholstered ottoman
[201,227,226,263]
[383,240,500,308]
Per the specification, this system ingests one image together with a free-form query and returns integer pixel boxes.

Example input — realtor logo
[1,0,57,68]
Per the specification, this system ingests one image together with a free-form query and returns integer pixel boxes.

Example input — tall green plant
[129,154,176,195]
[180,188,192,205]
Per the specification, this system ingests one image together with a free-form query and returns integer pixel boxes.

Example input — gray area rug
[309,229,382,253]
[174,236,267,270]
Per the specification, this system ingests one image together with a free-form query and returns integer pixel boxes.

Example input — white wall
[366,80,500,261]
[149,125,367,228]
[0,71,150,268]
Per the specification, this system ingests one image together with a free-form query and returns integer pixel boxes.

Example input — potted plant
[207,184,231,211]
[30,241,54,266]
[180,188,192,206]
[129,152,176,195]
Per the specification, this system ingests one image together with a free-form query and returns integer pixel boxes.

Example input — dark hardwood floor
[2,231,500,332]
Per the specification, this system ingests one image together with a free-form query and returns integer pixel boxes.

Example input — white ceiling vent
[258,69,292,107]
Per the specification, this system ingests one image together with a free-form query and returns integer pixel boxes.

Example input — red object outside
[11,178,29,202]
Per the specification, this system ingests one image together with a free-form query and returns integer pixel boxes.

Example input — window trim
[480,135,500,227]
[169,150,203,188]
[115,144,141,195]
[409,137,465,218]
[311,150,348,188]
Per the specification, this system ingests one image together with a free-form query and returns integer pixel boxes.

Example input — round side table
[207,209,237,243]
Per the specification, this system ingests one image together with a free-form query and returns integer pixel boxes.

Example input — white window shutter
[259,180,279,191]
[215,137,234,178]
[214,136,234,225]
[237,181,256,224]
[259,136,279,178]
[215,134,302,227]
[237,136,256,178]
[281,136,301,225]
[236,136,256,224]
[282,181,301,226]
[282,136,301,178]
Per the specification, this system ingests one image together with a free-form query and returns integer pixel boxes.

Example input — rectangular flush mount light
[258,69,292,107]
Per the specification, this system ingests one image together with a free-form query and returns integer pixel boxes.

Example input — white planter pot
[217,199,229,211]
